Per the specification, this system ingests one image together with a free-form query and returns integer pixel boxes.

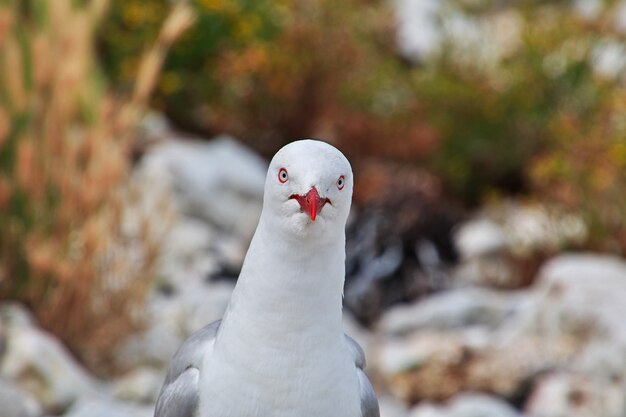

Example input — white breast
[198,328,361,417]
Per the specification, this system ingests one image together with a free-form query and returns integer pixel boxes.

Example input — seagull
[154,140,379,417]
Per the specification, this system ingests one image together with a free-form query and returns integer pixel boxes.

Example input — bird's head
[261,139,353,242]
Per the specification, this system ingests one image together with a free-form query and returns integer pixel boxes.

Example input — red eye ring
[337,175,345,190]
[278,168,288,183]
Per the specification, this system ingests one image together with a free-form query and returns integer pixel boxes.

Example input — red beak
[290,187,329,222]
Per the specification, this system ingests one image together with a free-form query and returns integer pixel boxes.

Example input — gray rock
[376,326,564,403]
[452,205,588,288]
[453,256,520,288]
[379,394,409,417]
[141,136,266,238]
[156,217,220,294]
[452,216,517,288]
[0,318,101,413]
[513,254,626,377]
[526,372,625,417]
[114,295,187,370]
[501,206,587,258]
[115,281,234,370]
[162,217,215,265]
[0,303,36,328]
[63,396,153,417]
[409,392,523,417]
[180,281,236,334]
[378,287,529,336]
[112,367,164,404]
[0,378,42,417]
[454,219,506,259]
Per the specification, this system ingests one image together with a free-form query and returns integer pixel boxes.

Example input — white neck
[215,217,346,352]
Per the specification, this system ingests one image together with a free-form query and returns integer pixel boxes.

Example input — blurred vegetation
[0,0,190,373]
[99,0,434,158]
[418,1,626,250]
[0,0,622,375]
[100,0,626,251]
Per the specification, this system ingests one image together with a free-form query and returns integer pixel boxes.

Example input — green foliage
[414,4,602,200]
[99,0,422,155]
[99,0,282,130]
[416,2,626,247]
[99,0,626,249]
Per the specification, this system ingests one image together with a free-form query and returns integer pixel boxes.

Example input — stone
[379,394,409,417]
[112,367,164,404]
[161,217,215,266]
[114,294,188,371]
[115,280,234,370]
[376,331,472,401]
[378,287,529,336]
[0,378,42,417]
[140,135,266,238]
[452,256,520,288]
[63,395,153,417]
[409,392,522,417]
[516,254,626,378]
[501,207,587,258]
[452,216,518,288]
[0,303,36,328]
[156,217,220,294]
[179,281,236,334]
[0,317,101,413]
[452,205,588,288]
[376,313,577,403]
[525,372,625,417]
[454,219,506,259]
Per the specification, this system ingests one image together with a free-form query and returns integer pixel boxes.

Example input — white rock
[521,254,626,376]
[472,254,626,393]
[393,0,441,58]
[379,394,410,417]
[112,367,164,404]
[453,204,588,287]
[501,206,587,258]
[180,281,235,334]
[0,378,42,417]
[453,256,519,288]
[409,392,522,417]
[162,217,215,264]
[115,294,187,370]
[115,281,234,370]
[0,323,101,413]
[526,372,625,417]
[141,136,266,238]
[477,253,626,405]
[454,219,506,259]
[63,396,153,417]
[0,303,36,327]
[376,332,465,376]
[156,217,220,293]
[453,216,516,288]
[379,288,528,336]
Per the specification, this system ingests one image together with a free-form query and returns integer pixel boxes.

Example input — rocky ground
[1,128,625,417]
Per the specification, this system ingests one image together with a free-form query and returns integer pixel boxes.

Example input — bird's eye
[278,168,289,183]
[337,175,345,190]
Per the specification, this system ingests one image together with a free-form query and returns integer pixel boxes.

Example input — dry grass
[0,0,193,374]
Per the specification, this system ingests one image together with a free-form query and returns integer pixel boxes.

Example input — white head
[259,139,353,245]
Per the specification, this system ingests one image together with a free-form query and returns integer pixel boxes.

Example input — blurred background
[1,0,626,416]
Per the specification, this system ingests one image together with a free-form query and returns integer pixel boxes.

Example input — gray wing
[345,334,380,417]
[155,320,221,417]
